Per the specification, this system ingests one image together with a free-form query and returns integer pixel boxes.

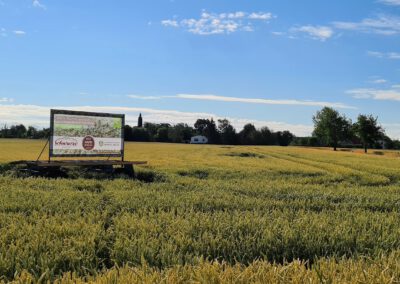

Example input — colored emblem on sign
[82,136,95,150]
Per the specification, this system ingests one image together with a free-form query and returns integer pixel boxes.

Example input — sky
[0,0,400,138]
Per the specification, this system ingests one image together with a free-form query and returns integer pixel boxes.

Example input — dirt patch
[0,163,166,183]
[177,169,209,179]
[224,152,265,158]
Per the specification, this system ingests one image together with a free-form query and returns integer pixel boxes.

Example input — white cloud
[392,84,400,88]
[173,93,355,109]
[161,20,179,27]
[370,79,388,84]
[248,12,273,20]
[126,93,354,109]
[0,103,313,136]
[367,51,384,58]
[127,94,162,100]
[347,88,400,101]
[367,50,400,59]
[225,12,246,19]
[291,25,334,41]
[271,31,284,36]
[0,98,13,103]
[161,10,274,35]
[32,0,46,10]
[379,0,400,6]
[333,14,400,35]
[388,52,400,59]
[13,30,26,35]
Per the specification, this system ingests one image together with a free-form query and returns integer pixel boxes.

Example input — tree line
[124,118,295,146]
[1,107,400,151]
[0,118,295,146]
[292,107,400,152]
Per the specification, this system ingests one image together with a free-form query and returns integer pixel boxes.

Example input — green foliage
[354,114,384,153]
[313,107,352,151]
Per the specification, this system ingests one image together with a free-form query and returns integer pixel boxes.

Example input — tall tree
[276,130,295,146]
[194,118,220,144]
[239,123,258,145]
[259,126,276,145]
[312,107,352,151]
[218,119,237,145]
[354,114,384,153]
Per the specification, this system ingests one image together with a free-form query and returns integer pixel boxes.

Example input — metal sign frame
[49,109,125,159]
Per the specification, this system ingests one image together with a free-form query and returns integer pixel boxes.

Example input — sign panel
[50,109,124,157]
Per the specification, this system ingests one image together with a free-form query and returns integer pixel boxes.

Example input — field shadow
[223,152,266,158]
[0,163,166,183]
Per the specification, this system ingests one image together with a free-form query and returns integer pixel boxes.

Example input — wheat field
[1,139,400,283]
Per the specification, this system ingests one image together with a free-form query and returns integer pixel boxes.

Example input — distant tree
[9,124,27,138]
[194,118,220,144]
[259,126,276,145]
[291,136,320,147]
[38,128,50,139]
[392,140,400,150]
[27,126,38,138]
[124,125,134,141]
[194,119,208,135]
[239,123,258,145]
[354,114,384,153]
[132,127,150,142]
[218,119,237,145]
[156,127,170,142]
[276,130,295,146]
[169,123,193,143]
[313,107,352,151]
[144,122,159,140]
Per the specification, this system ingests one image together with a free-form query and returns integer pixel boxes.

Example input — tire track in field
[283,154,400,184]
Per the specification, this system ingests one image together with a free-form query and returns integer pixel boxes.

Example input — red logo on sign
[82,136,95,150]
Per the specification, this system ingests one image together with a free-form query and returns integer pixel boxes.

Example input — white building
[190,135,208,144]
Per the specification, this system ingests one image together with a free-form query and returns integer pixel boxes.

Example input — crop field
[1,139,400,283]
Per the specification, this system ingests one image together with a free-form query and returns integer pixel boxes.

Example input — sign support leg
[36,138,50,162]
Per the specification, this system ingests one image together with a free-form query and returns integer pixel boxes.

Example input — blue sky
[1,0,400,137]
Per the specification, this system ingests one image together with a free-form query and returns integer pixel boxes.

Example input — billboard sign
[49,109,124,157]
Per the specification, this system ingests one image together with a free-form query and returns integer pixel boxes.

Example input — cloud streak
[161,10,274,35]
[32,0,46,10]
[13,30,26,35]
[173,94,355,109]
[379,0,400,6]
[127,94,162,100]
[367,50,400,59]
[333,14,400,35]
[347,88,400,101]
[291,25,334,41]
[127,93,354,109]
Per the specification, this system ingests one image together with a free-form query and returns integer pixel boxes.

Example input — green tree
[156,127,170,142]
[239,124,258,145]
[194,118,220,144]
[276,130,295,146]
[354,114,384,153]
[259,126,276,145]
[312,107,352,151]
[218,119,237,145]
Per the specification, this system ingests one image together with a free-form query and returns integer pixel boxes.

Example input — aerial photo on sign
[50,110,124,156]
